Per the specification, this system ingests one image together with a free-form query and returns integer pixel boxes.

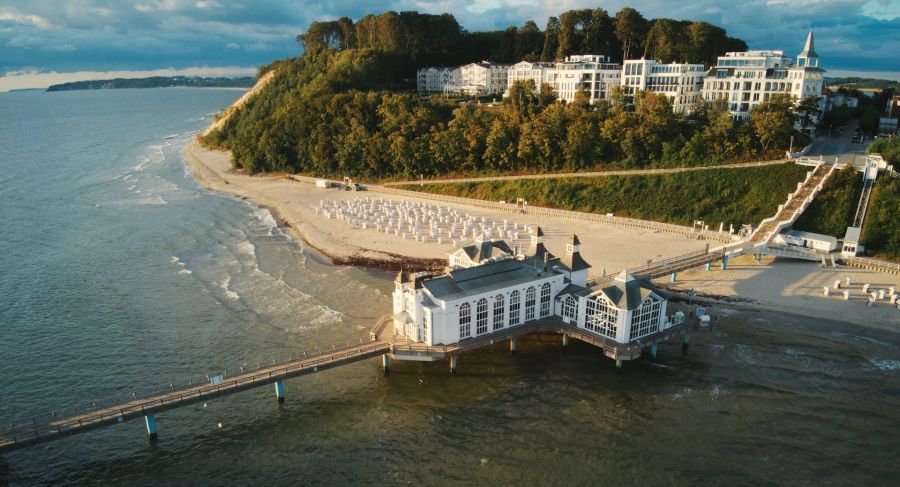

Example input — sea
[0,88,898,486]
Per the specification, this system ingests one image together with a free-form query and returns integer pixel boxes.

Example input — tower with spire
[797,31,819,68]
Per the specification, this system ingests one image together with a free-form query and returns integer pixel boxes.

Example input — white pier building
[392,228,675,350]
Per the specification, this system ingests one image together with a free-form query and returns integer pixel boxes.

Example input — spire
[799,31,817,58]
[797,31,819,68]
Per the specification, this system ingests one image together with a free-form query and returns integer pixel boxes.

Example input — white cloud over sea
[0,0,897,89]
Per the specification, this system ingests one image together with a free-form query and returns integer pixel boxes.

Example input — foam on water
[867,358,900,371]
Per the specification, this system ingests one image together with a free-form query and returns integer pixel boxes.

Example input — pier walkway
[0,339,389,454]
[0,314,693,455]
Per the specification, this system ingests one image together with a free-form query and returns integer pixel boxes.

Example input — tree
[751,94,797,151]
[796,95,821,132]
[614,8,648,60]
[541,16,560,61]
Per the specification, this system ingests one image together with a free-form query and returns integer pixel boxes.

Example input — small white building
[702,31,825,121]
[449,61,510,96]
[416,67,459,93]
[774,229,838,252]
[392,228,672,347]
[621,59,706,114]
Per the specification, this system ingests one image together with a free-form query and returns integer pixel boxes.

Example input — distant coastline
[46,76,255,92]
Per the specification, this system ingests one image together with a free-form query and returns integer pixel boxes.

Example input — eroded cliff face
[201,70,276,138]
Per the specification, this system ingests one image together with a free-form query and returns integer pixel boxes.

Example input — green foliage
[861,177,900,261]
[45,76,254,91]
[405,164,809,227]
[204,8,791,178]
[793,167,862,236]
[869,136,900,165]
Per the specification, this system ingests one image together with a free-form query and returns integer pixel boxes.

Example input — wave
[219,276,240,301]
[136,195,167,205]
[867,358,900,371]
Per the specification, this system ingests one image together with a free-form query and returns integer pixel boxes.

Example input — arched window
[630,295,662,340]
[540,282,551,317]
[459,302,471,339]
[509,290,521,326]
[561,296,577,321]
[584,295,617,339]
[525,287,536,321]
[476,298,488,335]
[493,294,505,330]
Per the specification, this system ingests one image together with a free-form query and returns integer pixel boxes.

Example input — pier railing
[0,337,378,436]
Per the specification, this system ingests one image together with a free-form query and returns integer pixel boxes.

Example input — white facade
[416,67,459,93]
[621,59,706,114]
[543,55,622,105]
[702,32,825,120]
[773,229,838,252]
[449,62,510,96]
[392,231,671,347]
[505,61,554,96]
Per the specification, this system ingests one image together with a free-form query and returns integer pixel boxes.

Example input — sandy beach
[183,140,900,329]
[657,253,900,330]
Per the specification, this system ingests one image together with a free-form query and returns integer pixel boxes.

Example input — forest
[400,164,810,229]
[862,177,900,261]
[201,8,810,179]
[46,76,255,91]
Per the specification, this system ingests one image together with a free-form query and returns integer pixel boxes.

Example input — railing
[627,248,711,275]
[0,337,380,436]
[852,178,875,228]
[844,256,900,274]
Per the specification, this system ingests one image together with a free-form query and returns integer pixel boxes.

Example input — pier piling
[705,262,711,272]
[509,337,517,353]
[671,272,677,283]
[144,415,157,439]
[274,380,285,402]
[682,334,691,355]
[382,354,391,373]
[615,359,623,369]
[721,256,729,271]
[562,334,568,348]
[650,343,657,360]
[449,356,458,374]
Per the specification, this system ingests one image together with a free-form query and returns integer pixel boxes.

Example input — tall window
[476,298,488,335]
[561,296,577,322]
[509,291,521,326]
[584,296,617,339]
[629,295,662,340]
[493,294,505,331]
[540,283,551,317]
[459,303,471,339]
[525,287,536,321]
[423,309,430,343]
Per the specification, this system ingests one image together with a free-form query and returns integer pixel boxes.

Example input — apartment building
[621,59,706,114]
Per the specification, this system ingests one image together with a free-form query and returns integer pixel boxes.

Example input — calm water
[0,88,898,486]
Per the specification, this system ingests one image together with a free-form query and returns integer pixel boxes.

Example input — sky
[1,0,898,91]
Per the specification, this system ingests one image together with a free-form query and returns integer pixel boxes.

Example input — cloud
[0,0,895,82]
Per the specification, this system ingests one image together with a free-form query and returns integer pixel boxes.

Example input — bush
[793,167,861,236]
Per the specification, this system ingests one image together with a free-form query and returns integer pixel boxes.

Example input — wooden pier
[0,314,693,455]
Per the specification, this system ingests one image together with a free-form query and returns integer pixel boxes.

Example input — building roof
[558,282,592,298]
[560,251,592,272]
[799,31,818,59]
[422,258,554,301]
[455,236,513,263]
[784,229,837,245]
[843,226,862,243]
[591,271,665,310]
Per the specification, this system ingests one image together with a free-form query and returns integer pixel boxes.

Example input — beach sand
[183,141,900,329]
[183,141,714,274]
[657,254,900,330]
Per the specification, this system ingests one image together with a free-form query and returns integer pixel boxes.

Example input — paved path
[805,120,873,169]
[383,159,790,187]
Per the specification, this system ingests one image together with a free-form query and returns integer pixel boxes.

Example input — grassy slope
[861,177,900,261]
[793,167,862,236]
[403,164,810,228]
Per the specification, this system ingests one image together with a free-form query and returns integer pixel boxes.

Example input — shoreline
[182,139,445,273]
[182,139,900,330]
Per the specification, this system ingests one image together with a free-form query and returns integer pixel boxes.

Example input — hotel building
[621,59,706,114]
